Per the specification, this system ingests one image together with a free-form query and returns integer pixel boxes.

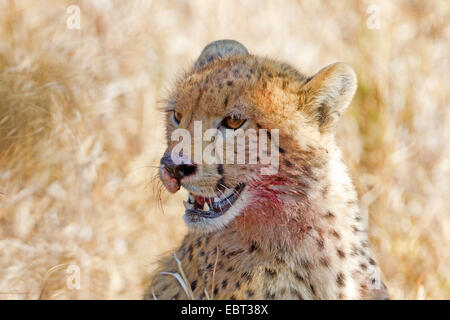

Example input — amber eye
[223,115,246,129]
[172,111,182,125]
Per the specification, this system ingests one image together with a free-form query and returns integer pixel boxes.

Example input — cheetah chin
[182,183,247,232]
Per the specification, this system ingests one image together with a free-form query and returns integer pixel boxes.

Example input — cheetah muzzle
[183,183,246,220]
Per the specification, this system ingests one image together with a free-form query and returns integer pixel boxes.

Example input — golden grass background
[0,0,448,299]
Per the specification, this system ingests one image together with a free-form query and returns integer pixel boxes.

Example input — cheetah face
[158,40,357,233]
[158,109,269,233]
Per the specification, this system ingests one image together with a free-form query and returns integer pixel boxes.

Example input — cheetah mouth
[183,183,246,219]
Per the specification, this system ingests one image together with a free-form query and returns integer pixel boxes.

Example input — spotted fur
[145,40,389,300]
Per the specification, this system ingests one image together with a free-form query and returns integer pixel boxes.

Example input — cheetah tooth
[204,202,210,211]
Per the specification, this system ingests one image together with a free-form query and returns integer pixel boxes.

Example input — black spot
[301,259,312,270]
[331,230,341,239]
[226,266,233,273]
[275,256,285,265]
[337,248,346,259]
[369,258,376,265]
[265,292,275,300]
[316,239,325,250]
[224,96,228,106]
[226,249,243,258]
[310,284,316,296]
[235,281,241,289]
[326,211,335,219]
[227,80,233,86]
[249,241,259,253]
[213,286,218,295]
[222,279,228,289]
[320,257,330,268]
[290,288,304,300]
[294,271,304,282]
[199,250,205,257]
[241,272,252,281]
[360,263,367,270]
[337,272,345,287]
[246,290,255,297]
[265,268,277,278]
[190,280,197,291]
[317,102,328,124]
[230,295,236,300]
[284,159,293,167]
[206,263,213,270]
[172,293,179,299]
[195,237,202,248]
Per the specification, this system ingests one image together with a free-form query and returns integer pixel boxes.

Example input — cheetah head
[158,40,357,235]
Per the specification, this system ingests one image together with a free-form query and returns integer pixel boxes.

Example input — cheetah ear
[194,39,249,70]
[300,62,357,132]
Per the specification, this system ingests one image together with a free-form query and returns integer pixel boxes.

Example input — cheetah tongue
[194,196,205,206]
[193,196,209,210]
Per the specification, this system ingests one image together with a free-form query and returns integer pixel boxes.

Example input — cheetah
[145,40,389,300]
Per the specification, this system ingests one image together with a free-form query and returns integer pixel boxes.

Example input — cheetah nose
[160,154,197,181]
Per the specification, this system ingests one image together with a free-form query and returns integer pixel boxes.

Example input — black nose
[160,154,196,180]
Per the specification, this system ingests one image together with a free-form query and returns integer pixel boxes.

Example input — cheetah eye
[223,115,246,130]
[172,111,182,125]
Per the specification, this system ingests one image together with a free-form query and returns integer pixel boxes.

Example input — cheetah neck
[228,150,363,256]
[200,154,376,299]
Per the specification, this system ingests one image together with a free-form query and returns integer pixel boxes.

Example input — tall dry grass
[0,0,448,299]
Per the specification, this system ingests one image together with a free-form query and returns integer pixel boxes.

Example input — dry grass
[0,0,448,299]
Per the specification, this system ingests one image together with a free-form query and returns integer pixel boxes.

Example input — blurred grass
[0,0,448,299]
